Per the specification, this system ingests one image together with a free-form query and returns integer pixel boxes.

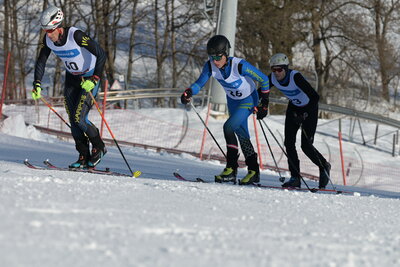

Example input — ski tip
[132,170,142,178]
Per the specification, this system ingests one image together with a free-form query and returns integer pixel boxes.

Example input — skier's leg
[224,96,260,185]
[282,105,301,187]
[215,121,239,183]
[300,105,331,188]
[64,73,90,167]
[73,77,106,167]
[215,100,240,183]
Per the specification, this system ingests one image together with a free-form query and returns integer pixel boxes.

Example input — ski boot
[239,153,260,185]
[88,130,107,168]
[215,167,237,184]
[282,176,301,188]
[319,162,331,189]
[239,170,260,185]
[69,154,89,169]
[88,146,107,167]
[71,137,90,168]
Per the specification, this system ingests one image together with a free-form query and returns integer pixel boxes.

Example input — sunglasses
[271,67,284,73]
[210,55,223,61]
[44,28,57,33]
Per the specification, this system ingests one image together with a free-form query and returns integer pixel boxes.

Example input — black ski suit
[268,70,328,178]
[34,27,107,157]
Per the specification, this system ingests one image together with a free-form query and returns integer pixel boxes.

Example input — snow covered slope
[0,118,399,267]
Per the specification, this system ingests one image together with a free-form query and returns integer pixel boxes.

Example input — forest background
[2,0,400,115]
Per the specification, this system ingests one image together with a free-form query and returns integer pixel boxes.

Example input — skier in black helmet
[260,53,331,188]
[180,35,270,185]
[32,6,107,168]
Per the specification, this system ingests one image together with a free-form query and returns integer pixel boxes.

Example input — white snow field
[0,114,399,267]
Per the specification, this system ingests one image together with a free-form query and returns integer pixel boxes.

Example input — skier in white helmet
[260,53,331,189]
[32,6,107,169]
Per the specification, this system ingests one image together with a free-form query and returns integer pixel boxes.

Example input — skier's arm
[73,30,106,78]
[240,60,270,94]
[34,35,52,82]
[293,73,319,105]
[188,61,212,95]
[239,60,270,109]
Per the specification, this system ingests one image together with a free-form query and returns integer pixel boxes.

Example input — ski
[251,183,351,194]
[24,159,46,169]
[173,172,351,194]
[23,159,131,177]
[173,172,206,183]
[43,159,131,177]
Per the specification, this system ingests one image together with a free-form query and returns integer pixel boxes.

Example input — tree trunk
[126,1,139,87]
[311,5,325,100]
[171,0,177,108]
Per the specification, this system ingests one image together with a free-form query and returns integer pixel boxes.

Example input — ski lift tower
[210,0,238,114]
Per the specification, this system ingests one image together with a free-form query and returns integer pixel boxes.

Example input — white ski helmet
[40,6,64,30]
[269,53,289,67]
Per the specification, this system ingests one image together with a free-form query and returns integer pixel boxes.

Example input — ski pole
[260,119,314,192]
[190,102,226,158]
[88,91,141,178]
[258,120,285,183]
[40,97,71,128]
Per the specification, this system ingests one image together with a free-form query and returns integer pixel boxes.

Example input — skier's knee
[301,143,312,154]
[76,120,88,132]
[223,121,234,135]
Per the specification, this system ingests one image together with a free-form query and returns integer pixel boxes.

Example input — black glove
[256,90,269,120]
[181,88,192,104]
[257,105,268,120]
[293,112,308,125]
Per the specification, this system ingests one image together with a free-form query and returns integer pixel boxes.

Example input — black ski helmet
[207,35,231,56]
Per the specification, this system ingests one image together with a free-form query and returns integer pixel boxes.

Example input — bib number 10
[65,61,79,71]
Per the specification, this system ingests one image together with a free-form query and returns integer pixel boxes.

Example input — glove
[180,88,192,104]
[81,75,100,92]
[293,112,308,125]
[32,80,42,100]
[256,90,269,120]
[256,104,268,120]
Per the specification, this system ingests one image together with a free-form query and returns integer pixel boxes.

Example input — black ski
[173,172,351,194]
[251,183,350,194]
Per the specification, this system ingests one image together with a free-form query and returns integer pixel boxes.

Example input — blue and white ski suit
[189,57,269,167]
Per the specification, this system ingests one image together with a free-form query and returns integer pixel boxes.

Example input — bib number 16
[228,90,243,98]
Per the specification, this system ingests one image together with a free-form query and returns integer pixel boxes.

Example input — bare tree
[368,0,400,102]
[236,0,305,71]
[126,0,148,86]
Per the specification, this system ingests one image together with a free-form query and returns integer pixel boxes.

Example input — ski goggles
[44,28,57,33]
[271,67,284,73]
[210,54,224,61]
